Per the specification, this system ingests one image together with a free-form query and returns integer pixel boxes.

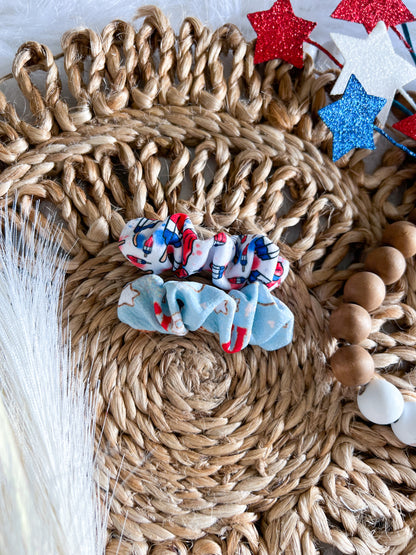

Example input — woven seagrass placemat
[1,6,416,554]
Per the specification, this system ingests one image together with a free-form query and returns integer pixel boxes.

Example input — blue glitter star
[319,74,386,162]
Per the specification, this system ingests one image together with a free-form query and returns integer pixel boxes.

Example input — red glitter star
[247,0,317,68]
[331,0,416,33]
[393,114,416,141]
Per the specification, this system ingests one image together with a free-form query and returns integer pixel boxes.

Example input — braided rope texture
[1,6,416,554]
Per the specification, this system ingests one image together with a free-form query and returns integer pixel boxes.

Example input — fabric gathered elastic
[118,275,294,353]
[119,213,289,291]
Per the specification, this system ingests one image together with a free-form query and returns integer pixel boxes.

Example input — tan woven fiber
[1,6,416,554]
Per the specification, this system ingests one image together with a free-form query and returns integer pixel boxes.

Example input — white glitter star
[331,22,416,126]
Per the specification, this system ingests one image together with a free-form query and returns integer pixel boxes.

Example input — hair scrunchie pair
[118,275,294,353]
[119,213,289,291]
[118,214,294,353]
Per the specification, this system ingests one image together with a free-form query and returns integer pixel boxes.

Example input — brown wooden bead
[329,303,372,343]
[330,345,375,386]
[408,208,416,225]
[343,271,386,312]
[364,246,406,285]
[382,221,416,258]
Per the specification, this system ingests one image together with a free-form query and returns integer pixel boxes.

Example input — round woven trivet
[1,7,416,554]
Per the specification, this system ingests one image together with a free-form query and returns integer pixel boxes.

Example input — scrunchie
[118,275,294,353]
[119,214,289,291]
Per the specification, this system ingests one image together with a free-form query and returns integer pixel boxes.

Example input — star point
[393,114,416,140]
[331,0,416,33]
[319,74,386,161]
[247,0,317,68]
[330,21,416,125]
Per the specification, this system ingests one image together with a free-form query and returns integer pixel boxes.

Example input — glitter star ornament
[319,74,386,162]
[331,0,416,33]
[247,0,317,67]
[331,21,416,125]
[393,114,416,140]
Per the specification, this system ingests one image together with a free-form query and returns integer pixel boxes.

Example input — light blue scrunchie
[118,275,294,353]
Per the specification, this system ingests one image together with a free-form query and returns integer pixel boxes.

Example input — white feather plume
[0,205,107,554]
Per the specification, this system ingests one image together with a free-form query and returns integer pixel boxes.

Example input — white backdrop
[1,0,416,77]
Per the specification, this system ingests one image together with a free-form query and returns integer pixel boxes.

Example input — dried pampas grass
[0,205,107,554]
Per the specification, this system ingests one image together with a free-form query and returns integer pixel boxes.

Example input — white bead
[357,378,404,425]
[391,402,416,446]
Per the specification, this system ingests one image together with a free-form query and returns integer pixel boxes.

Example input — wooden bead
[382,221,416,258]
[364,246,406,285]
[343,271,385,312]
[330,345,375,386]
[408,208,416,225]
[329,303,372,343]
[392,401,416,446]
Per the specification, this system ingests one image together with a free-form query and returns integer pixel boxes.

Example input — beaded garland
[328,218,416,446]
